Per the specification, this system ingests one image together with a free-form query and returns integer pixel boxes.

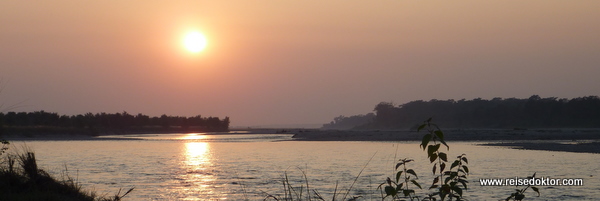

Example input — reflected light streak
[173,142,223,199]
[179,133,208,140]
[185,142,210,167]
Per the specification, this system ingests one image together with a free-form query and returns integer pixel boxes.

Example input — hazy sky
[1,1,599,127]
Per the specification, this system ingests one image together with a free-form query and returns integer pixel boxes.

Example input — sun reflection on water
[185,142,210,168]
[179,133,208,140]
[172,136,225,200]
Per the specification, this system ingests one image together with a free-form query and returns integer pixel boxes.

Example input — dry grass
[0,148,133,201]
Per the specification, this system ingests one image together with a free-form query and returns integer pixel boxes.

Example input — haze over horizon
[1,1,599,127]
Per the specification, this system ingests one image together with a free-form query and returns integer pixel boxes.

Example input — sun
[183,31,207,53]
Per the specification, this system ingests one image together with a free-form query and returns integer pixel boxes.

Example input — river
[8,133,599,200]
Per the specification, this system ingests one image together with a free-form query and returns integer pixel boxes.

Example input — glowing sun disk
[184,32,207,53]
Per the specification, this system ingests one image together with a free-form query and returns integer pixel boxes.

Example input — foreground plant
[505,173,540,201]
[379,158,422,200]
[419,118,469,201]
[266,118,541,200]
[0,139,8,156]
[381,118,469,201]
[264,155,374,201]
[1,147,133,201]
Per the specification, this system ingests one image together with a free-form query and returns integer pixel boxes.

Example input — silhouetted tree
[0,111,230,135]
[322,113,375,129]
[327,95,600,129]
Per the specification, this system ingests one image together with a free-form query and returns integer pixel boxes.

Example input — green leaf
[528,172,536,179]
[440,139,449,150]
[462,165,469,174]
[458,179,468,189]
[403,189,415,196]
[434,130,444,140]
[450,160,460,169]
[439,152,448,162]
[440,163,446,173]
[406,169,418,178]
[384,186,396,196]
[432,163,437,174]
[441,184,451,194]
[432,176,440,185]
[531,186,540,197]
[515,194,525,200]
[411,179,422,189]
[417,124,427,132]
[429,153,438,163]
[427,144,440,157]
[395,171,403,183]
[451,160,460,170]
[444,176,452,184]
[440,190,448,200]
[433,144,441,152]
[396,162,403,170]
[452,185,463,197]
[461,157,468,164]
[421,134,432,150]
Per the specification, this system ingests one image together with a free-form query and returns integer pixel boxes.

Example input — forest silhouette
[0,111,229,136]
[324,95,600,129]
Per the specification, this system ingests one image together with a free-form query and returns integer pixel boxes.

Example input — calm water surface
[10,133,600,200]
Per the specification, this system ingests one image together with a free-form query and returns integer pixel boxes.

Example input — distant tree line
[325,95,600,129]
[0,111,230,135]
[322,113,375,129]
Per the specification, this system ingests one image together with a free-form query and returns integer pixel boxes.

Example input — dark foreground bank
[0,150,133,201]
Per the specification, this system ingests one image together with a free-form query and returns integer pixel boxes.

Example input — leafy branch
[505,173,540,201]
[417,118,468,201]
[379,158,422,200]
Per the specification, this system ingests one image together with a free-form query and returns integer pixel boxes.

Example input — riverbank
[481,141,600,154]
[290,129,600,154]
[3,128,599,154]
[0,133,143,141]
[0,125,228,139]
[290,128,600,141]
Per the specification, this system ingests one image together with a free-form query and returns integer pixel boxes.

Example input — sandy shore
[291,129,600,141]
[291,129,600,154]
[3,129,599,153]
[480,141,600,154]
[1,134,141,141]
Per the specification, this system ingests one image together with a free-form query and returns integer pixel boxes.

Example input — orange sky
[1,1,599,127]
